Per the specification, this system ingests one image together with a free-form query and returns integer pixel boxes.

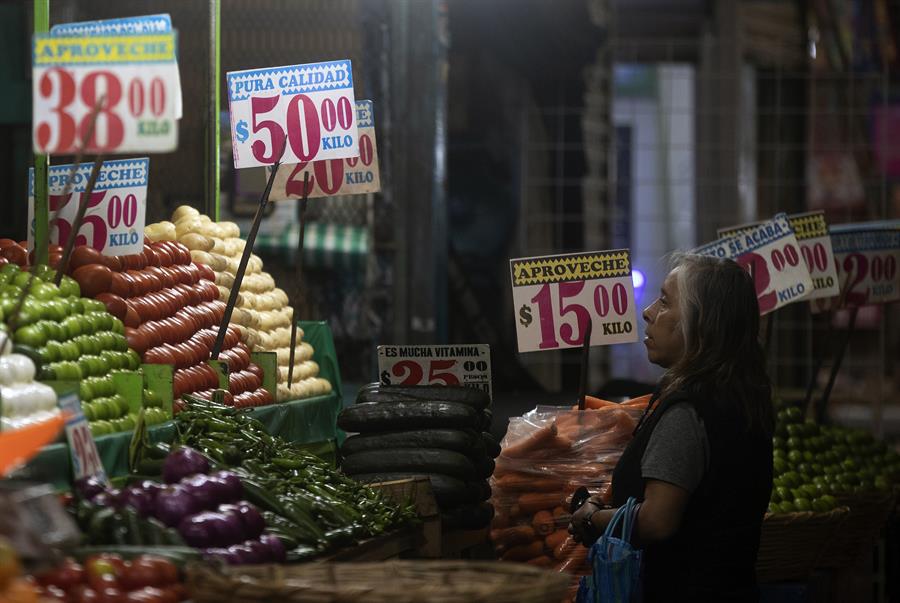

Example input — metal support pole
[207,0,221,220]
[32,0,49,264]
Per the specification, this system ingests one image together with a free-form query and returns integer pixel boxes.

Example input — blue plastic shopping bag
[576,496,642,603]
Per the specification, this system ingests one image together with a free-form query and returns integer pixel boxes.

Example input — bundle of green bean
[170,395,417,560]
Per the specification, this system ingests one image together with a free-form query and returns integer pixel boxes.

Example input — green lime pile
[769,403,900,514]
[0,263,167,436]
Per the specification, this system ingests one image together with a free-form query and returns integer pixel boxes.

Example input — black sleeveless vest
[611,387,773,602]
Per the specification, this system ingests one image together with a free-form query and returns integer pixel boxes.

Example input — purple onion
[260,534,286,562]
[139,480,164,500]
[155,485,199,527]
[236,502,265,539]
[245,539,270,562]
[75,476,106,500]
[179,511,244,548]
[213,470,243,500]
[206,476,232,504]
[203,548,241,565]
[227,543,263,564]
[162,446,210,484]
[182,474,218,511]
[122,486,155,517]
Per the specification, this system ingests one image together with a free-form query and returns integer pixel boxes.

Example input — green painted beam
[207,0,221,221]
[33,0,49,264]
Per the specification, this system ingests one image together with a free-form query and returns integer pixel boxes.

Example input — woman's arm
[569,479,690,545]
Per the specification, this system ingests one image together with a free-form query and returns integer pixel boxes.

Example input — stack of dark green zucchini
[338,384,501,530]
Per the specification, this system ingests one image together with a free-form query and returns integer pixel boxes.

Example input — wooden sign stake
[53,154,105,285]
[814,306,859,424]
[577,322,593,411]
[211,139,288,359]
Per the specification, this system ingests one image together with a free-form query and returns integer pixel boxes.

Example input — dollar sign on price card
[235,120,249,144]
[519,304,533,327]
[380,370,391,385]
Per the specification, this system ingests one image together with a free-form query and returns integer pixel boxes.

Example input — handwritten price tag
[227,60,358,169]
[32,30,179,154]
[510,249,639,353]
[28,158,148,256]
[824,221,900,309]
[269,100,380,200]
[377,345,492,400]
[699,213,813,315]
[50,14,183,120]
[58,392,107,483]
[720,210,840,306]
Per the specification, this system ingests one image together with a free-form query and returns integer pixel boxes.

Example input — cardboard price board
[824,221,900,309]
[32,29,180,154]
[269,100,381,200]
[697,213,813,315]
[227,59,359,169]
[719,210,840,305]
[510,249,639,353]
[49,14,183,120]
[27,158,149,256]
[377,344,492,400]
[58,391,107,483]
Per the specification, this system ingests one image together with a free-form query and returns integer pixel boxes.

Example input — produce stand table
[24,322,344,490]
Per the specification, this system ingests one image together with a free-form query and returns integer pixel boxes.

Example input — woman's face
[642,268,686,368]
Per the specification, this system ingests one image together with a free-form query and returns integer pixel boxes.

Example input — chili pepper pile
[168,395,417,560]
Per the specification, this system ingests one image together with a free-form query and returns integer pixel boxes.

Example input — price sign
[50,14,182,120]
[269,100,380,200]
[510,249,639,353]
[823,221,900,309]
[227,60,358,169]
[719,210,840,305]
[27,158,148,256]
[698,213,813,315]
[377,345,492,400]
[32,30,179,154]
[58,392,107,483]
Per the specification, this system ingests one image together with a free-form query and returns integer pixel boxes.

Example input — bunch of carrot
[489,395,651,597]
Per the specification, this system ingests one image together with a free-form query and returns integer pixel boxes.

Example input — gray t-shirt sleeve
[641,402,709,493]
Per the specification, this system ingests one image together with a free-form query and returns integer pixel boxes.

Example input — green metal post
[33,0,49,264]
[207,0,221,221]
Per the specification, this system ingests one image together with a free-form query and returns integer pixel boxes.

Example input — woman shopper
[569,254,774,602]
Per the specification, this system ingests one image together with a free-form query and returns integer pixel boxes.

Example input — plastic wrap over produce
[490,395,651,598]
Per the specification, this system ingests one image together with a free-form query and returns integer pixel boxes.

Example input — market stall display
[0,235,277,412]
[0,261,172,435]
[145,207,330,402]
[489,396,649,595]
[338,384,498,530]
[159,395,415,559]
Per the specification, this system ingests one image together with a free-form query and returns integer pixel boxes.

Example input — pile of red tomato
[3,236,275,412]
[33,554,186,603]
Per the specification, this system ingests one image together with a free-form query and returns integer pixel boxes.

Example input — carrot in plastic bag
[623,393,653,407]
[554,535,578,560]
[532,510,555,536]
[545,528,569,550]
[501,421,557,458]
[557,544,588,572]
[494,473,567,492]
[526,555,554,568]
[501,539,544,561]
[517,492,568,515]
[490,525,535,549]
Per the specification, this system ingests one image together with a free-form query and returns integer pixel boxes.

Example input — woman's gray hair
[659,252,773,434]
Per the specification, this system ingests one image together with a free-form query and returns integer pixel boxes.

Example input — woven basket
[186,560,571,603]
[816,490,897,569]
[756,507,848,583]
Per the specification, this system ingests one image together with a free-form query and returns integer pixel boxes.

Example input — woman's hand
[567,497,610,545]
